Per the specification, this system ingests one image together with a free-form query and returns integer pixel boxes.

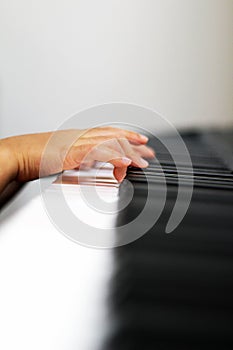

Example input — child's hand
[0,127,155,192]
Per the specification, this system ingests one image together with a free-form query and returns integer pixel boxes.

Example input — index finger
[120,129,148,145]
[81,127,148,145]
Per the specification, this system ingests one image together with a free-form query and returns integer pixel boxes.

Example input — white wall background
[0,0,232,137]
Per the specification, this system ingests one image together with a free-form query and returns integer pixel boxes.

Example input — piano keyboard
[127,131,233,190]
[102,129,233,350]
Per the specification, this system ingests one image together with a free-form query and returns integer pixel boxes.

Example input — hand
[0,127,155,192]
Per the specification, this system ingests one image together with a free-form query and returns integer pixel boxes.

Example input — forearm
[0,140,18,193]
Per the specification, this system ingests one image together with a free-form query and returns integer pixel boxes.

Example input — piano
[0,128,232,350]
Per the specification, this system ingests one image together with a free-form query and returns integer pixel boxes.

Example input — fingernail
[121,157,132,165]
[139,135,148,142]
[139,158,149,167]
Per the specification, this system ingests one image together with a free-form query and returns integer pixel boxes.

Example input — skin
[0,127,155,194]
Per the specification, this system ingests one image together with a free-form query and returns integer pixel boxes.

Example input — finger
[121,129,148,145]
[117,138,149,168]
[91,146,132,168]
[132,145,155,159]
[73,137,128,164]
[70,143,131,168]
[113,166,128,183]
[73,136,120,148]
[81,127,148,145]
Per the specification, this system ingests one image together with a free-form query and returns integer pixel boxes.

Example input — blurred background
[0,0,232,138]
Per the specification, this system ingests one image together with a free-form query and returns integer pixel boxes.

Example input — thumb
[113,166,128,183]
